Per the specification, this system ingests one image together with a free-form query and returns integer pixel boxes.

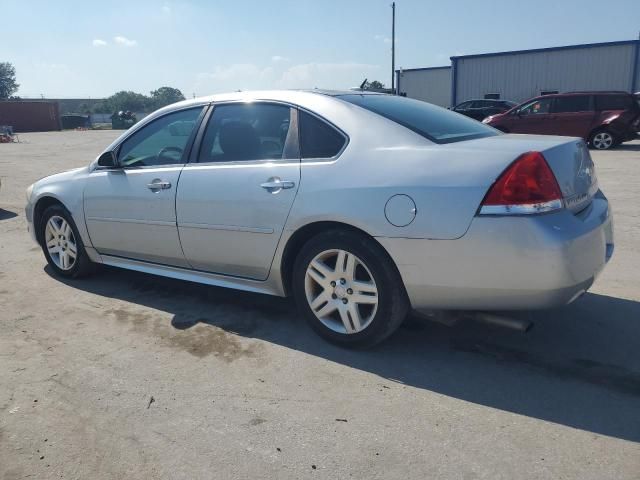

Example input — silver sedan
[25,90,614,347]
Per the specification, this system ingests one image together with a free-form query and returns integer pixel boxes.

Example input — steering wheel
[156,146,183,163]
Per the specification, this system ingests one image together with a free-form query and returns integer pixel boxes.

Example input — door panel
[83,106,205,267]
[551,96,595,137]
[176,102,300,280]
[550,112,595,137]
[510,97,555,135]
[177,162,300,279]
[84,167,188,266]
[511,113,555,134]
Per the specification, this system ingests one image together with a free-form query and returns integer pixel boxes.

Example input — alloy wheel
[45,215,77,271]
[304,249,378,334]
[592,132,613,150]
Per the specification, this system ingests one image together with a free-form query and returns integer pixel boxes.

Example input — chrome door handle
[147,180,172,191]
[260,177,295,193]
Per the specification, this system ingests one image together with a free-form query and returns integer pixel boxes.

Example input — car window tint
[455,101,472,110]
[340,94,498,144]
[199,103,293,162]
[595,95,633,111]
[118,107,203,167]
[518,98,553,115]
[299,110,346,158]
[554,96,591,113]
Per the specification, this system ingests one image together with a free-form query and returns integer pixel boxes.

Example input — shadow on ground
[615,143,640,152]
[47,265,640,442]
[0,208,18,221]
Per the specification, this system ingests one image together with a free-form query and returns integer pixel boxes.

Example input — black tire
[292,229,409,348]
[588,129,617,150]
[39,204,94,278]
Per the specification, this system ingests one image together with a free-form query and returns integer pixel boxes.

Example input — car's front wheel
[292,229,409,348]
[40,204,94,278]
[589,129,616,150]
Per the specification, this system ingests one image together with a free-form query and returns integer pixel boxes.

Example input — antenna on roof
[359,78,368,90]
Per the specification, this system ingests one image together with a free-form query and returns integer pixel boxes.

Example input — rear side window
[198,103,294,162]
[554,95,591,113]
[595,95,633,111]
[471,101,489,108]
[340,94,498,144]
[299,111,346,158]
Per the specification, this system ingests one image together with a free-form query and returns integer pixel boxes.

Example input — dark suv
[484,91,640,150]
[452,99,517,121]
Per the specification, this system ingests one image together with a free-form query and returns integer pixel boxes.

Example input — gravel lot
[1,131,639,479]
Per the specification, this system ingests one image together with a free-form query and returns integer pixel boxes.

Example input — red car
[483,91,640,150]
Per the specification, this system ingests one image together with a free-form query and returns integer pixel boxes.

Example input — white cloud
[374,34,392,44]
[278,62,382,89]
[162,3,171,14]
[195,64,276,92]
[271,55,290,63]
[194,61,382,94]
[92,39,108,47]
[114,36,137,47]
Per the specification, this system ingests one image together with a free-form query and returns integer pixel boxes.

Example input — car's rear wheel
[589,129,616,150]
[40,204,94,278]
[292,229,409,348]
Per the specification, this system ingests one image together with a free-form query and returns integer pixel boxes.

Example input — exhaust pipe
[472,312,533,333]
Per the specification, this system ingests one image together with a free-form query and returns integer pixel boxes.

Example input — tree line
[79,87,186,114]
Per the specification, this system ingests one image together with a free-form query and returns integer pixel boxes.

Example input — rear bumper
[377,192,613,311]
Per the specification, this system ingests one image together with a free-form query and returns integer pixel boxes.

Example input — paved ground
[1,131,639,480]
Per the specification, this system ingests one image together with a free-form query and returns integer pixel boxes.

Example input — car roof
[541,91,632,98]
[459,99,513,103]
[155,89,389,115]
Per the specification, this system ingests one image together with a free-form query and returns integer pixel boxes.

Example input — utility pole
[391,2,396,92]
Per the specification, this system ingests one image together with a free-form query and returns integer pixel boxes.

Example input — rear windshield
[338,94,499,144]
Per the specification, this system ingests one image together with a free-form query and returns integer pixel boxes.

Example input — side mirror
[97,151,118,168]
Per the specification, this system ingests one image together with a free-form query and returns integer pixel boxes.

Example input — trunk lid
[451,134,598,214]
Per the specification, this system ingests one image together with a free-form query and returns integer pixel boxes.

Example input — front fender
[30,167,92,247]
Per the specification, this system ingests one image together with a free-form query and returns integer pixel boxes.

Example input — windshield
[338,94,499,144]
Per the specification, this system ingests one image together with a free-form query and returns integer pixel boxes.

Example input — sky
[4,0,639,99]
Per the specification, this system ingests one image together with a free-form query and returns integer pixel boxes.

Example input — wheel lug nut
[342,298,348,304]
[331,294,337,299]
[330,281,336,287]
[347,288,353,295]
[340,278,346,285]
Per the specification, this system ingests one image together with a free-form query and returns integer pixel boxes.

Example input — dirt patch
[105,308,260,361]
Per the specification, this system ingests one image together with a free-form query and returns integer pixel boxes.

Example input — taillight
[479,151,563,215]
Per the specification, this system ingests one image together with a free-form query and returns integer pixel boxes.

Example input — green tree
[364,80,385,90]
[0,62,19,99]
[149,86,185,109]
[106,90,149,113]
[91,101,112,114]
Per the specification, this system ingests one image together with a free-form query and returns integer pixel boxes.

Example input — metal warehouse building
[397,39,640,107]
[396,66,451,107]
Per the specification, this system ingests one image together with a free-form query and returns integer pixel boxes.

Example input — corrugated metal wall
[454,43,638,104]
[0,101,61,132]
[398,67,451,107]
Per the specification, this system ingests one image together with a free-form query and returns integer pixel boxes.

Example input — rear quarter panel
[285,100,528,240]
